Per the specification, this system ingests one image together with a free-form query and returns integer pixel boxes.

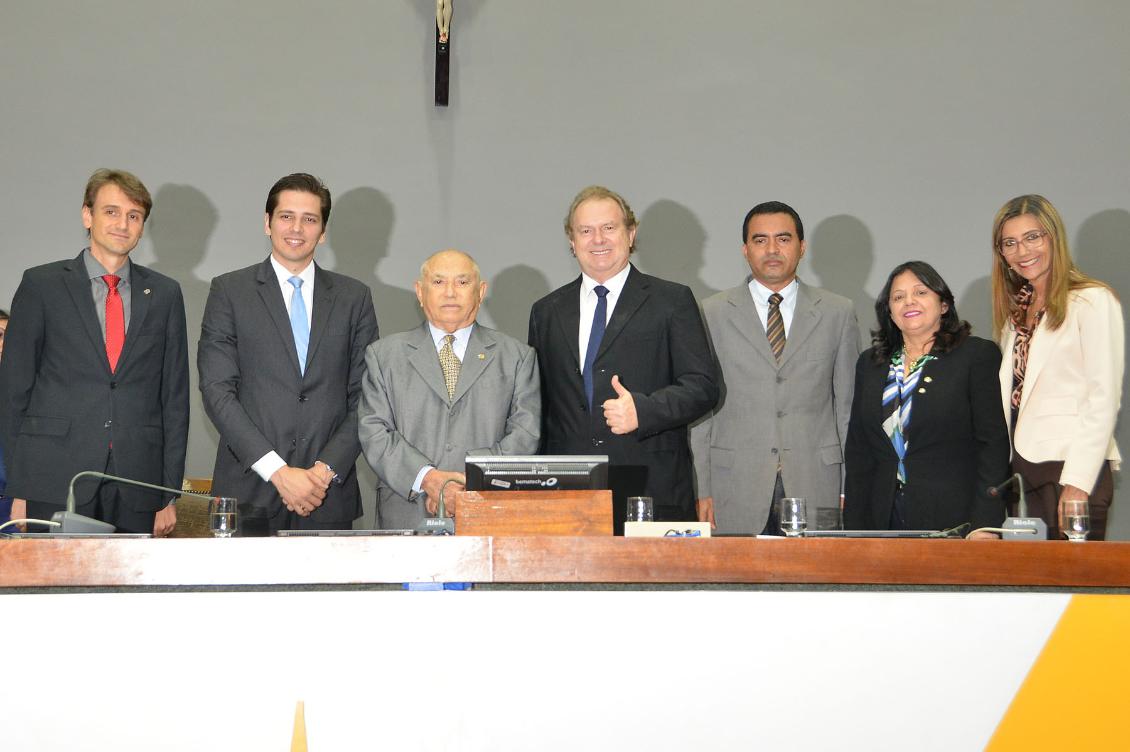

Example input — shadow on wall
[808,215,875,341]
[484,264,552,341]
[957,276,993,342]
[145,184,220,478]
[634,199,720,301]
[1076,208,1130,540]
[325,187,420,528]
[327,187,423,338]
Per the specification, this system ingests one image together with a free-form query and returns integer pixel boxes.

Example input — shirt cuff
[253,452,287,482]
[412,465,435,496]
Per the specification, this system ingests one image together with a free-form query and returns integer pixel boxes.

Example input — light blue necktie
[288,276,309,375]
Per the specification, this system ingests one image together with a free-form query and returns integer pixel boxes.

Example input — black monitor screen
[464,455,609,492]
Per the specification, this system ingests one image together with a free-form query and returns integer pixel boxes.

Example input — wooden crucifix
[435,0,452,106]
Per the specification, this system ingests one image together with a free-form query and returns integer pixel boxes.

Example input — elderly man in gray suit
[358,249,540,529]
[692,201,860,534]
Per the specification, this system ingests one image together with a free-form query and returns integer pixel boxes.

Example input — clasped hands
[422,469,468,517]
[271,462,335,517]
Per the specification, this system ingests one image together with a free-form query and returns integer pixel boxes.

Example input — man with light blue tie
[199,174,379,532]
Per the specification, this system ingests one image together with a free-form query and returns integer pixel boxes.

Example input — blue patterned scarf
[882,349,936,484]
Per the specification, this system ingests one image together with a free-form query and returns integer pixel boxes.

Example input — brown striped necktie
[766,293,785,361]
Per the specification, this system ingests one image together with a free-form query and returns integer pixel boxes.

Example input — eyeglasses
[998,230,1047,256]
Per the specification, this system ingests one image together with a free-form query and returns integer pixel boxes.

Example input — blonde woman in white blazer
[991,194,1124,540]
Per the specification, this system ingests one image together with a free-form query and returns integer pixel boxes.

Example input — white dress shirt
[748,277,799,337]
[578,264,631,371]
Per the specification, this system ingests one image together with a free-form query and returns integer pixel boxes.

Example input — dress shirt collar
[428,322,475,359]
[83,247,131,285]
[581,263,631,300]
[748,276,798,308]
[270,254,316,289]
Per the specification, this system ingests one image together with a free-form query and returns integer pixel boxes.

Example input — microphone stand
[52,471,212,534]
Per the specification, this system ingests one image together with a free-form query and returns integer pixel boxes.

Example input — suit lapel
[305,264,336,372]
[778,281,822,369]
[255,258,303,378]
[724,282,777,368]
[62,253,113,373]
[552,277,583,369]
[453,324,495,404]
[116,262,151,372]
[407,323,452,404]
[999,327,1016,418]
[597,265,648,359]
[1017,315,1053,415]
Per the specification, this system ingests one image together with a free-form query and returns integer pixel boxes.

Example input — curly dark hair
[871,260,970,364]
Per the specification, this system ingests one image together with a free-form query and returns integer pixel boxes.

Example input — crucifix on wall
[435,0,452,106]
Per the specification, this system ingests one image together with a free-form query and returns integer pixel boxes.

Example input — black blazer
[198,259,378,523]
[843,335,1010,531]
[528,265,719,517]
[0,252,189,510]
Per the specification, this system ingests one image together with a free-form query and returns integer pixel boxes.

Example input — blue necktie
[288,276,309,375]
[583,285,609,410]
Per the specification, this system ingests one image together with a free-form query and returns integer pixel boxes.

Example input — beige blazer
[999,285,1124,491]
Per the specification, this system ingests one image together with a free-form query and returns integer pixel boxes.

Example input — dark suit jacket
[198,259,378,523]
[528,265,719,518]
[0,252,189,510]
[843,335,1010,531]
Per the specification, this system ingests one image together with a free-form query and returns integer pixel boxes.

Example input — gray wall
[2,1,1128,535]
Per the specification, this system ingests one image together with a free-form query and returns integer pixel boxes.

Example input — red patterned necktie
[103,274,124,372]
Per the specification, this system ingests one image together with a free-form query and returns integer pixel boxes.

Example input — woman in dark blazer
[844,261,1010,534]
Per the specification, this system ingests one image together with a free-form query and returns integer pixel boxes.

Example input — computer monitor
[464,455,609,492]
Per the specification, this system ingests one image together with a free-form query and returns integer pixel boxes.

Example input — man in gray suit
[358,249,540,529]
[692,201,859,534]
[199,173,379,532]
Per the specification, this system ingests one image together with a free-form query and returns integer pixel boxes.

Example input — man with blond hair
[528,186,718,531]
[0,169,188,535]
[358,249,540,529]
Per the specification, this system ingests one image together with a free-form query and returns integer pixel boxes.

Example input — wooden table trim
[2,536,1129,589]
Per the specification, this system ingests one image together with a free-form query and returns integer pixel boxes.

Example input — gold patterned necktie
[766,293,785,361]
[439,334,461,400]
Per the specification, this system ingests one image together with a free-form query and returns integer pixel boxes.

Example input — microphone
[988,473,1048,541]
[53,471,211,534]
[414,477,458,535]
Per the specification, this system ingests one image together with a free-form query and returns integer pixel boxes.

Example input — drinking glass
[209,496,239,538]
[1060,499,1089,542]
[626,496,655,522]
[778,497,807,537]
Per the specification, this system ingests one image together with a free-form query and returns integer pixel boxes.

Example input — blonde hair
[563,185,638,245]
[990,194,1109,338]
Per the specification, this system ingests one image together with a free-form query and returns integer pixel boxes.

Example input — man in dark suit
[198,173,378,532]
[0,169,189,535]
[528,185,719,530]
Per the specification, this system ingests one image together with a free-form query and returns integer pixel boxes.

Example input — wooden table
[3,536,1128,589]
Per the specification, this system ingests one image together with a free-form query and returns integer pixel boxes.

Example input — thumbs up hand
[602,374,639,434]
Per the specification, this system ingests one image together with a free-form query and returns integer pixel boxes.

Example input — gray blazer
[691,279,860,533]
[199,258,379,523]
[357,322,540,529]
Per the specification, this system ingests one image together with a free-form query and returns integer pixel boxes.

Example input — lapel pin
[477,353,485,360]
[144,289,151,295]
